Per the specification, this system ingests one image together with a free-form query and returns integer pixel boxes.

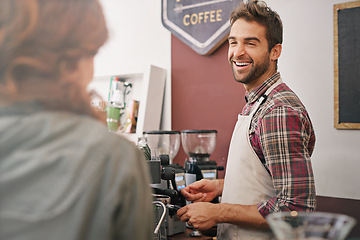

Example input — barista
[177,1,316,239]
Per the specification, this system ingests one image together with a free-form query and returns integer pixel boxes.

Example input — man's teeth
[235,62,250,66]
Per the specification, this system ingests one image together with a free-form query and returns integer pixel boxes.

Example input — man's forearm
[215,203,269,230]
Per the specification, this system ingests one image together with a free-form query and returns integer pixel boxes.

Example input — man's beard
[231,54,270,85]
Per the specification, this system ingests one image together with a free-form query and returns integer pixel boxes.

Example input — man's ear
[270,44,282,61]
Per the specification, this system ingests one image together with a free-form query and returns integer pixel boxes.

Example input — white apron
[217,79,282,240]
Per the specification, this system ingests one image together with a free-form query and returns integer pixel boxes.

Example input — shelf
[88,65,166,143]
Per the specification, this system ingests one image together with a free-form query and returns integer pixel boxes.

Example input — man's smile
[232,60,252,70]
[234,61,251,66]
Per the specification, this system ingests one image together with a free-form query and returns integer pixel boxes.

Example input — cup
[266,211,356,240]
[106,105,121,132]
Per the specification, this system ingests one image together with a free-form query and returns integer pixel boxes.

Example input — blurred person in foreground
[177,1,316,239]
[0,0,153,239]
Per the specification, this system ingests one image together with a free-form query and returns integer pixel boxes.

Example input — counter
[168,229,360,240]
[168,229,215,240]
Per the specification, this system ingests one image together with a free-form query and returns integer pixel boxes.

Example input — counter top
[168,229,215,240]
[167,229,360,240]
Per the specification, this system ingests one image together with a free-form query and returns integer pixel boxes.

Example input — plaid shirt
[241,72,316,217]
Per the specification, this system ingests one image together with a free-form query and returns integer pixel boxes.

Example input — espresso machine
[181,130,223,187]
[149,158,186,239]
[141,131,187,238]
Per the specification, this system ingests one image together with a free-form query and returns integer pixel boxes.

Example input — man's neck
[243,69,277,93]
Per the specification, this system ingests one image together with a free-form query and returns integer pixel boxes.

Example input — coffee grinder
[143,130,186,191]
[181,130,222,187]
[181,130,223,237]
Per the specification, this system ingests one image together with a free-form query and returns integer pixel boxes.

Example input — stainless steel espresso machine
[141,131,187,239]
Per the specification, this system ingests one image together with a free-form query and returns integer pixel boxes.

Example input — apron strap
[250,78,283,116]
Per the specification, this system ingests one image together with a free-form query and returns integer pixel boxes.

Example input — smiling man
[177,1,316,239]
[228,18,280,91]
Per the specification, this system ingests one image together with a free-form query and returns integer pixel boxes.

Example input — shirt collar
[245,72,281,104]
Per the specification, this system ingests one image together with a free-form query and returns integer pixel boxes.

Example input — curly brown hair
[0,0,108,119]
[230,0,283,52]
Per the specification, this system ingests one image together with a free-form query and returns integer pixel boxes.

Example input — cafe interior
[3,0,359,239]
[87,0,360,239]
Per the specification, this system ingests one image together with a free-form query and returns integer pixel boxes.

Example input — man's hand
[181,179,223,202]
[177,202,270,231]
[177,202,219,230]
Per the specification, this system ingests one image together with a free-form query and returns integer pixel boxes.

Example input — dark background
[338,7,360,124]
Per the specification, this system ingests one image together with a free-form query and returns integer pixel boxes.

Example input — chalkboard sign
[334,1,360,129]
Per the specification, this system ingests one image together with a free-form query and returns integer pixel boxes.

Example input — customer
[177,1,316,239]
[0,0,153,239]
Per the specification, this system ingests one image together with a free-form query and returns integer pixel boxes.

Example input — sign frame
[161,0,243,55]
[334,1,360,129]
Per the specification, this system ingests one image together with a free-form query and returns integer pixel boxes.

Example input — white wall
[95,0,360,200]
[95,0,172,130]
[266,0,360,200]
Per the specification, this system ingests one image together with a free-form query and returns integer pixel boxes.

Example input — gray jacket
[0,103,153,240]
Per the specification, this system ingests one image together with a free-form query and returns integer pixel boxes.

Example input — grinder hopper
[181,130,217,162]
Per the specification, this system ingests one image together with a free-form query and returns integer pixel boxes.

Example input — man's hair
[230,0,283,52]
